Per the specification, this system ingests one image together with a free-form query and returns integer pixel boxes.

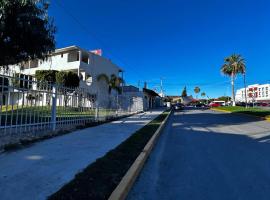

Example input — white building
[235,83,270,103]
[5,46,123,107]
[121,85,164,111]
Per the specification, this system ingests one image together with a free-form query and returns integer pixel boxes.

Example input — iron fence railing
[0,71,142,148]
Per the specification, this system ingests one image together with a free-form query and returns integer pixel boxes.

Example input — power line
[54,0,145,80]
[53,1,269,93]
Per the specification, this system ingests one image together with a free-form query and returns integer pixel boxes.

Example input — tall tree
[217,96,231,102]
[181,86,187,97]
[97,74,124,94]
[220,54,246,106]
[194,86,200,99]
[56,71,80,106]
[0,0,56,68]
[35,70,80,106]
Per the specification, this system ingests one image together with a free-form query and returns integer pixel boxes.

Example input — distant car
[236,102,246,107]
[260,102,269,107]
[195,103,208,108]
[173,103,184,110]
[209,102,221,107]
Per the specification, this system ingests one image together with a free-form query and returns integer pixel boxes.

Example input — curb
[108,110,172,200]
[210,108,270,122]
[210,108,232,113]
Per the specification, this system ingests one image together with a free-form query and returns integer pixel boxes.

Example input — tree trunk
[231,74,235,106]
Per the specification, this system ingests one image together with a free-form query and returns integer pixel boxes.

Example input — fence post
[51,85,57,131]
[95,101,99,121]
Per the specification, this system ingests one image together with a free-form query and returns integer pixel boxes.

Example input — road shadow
[128,109,270,200]
[175,108,265,126]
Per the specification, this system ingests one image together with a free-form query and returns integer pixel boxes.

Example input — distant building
[167,96,181,103]
[121,85,163,111]
[121,85,144,112]
[236,83,270,103]
[181,96,195,105]
[143,88,163,109]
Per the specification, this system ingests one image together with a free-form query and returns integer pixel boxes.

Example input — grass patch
[2,113,136,153]
[0,106,119,126]
[48,110,170,200]
[214,106,270,118]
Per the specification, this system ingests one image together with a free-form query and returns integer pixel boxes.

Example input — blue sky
[49,0,270,98]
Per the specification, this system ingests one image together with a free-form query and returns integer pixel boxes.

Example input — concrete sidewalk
[0,109,164,200]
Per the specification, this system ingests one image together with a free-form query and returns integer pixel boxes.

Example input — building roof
[167,95,181,98]
[54,45,123,71]
[54,45,81,54]
[143,88,160,97]
[123,85,139,92]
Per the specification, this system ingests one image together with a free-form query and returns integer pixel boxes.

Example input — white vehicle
[212,100,226,106]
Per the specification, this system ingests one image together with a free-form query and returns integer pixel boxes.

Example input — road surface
[0,109,164,200]
[128,108,270,200]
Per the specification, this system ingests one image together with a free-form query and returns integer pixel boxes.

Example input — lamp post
[243,71,248,108]
[252,93,255,107]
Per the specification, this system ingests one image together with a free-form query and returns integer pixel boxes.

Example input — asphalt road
[128,108,270,200]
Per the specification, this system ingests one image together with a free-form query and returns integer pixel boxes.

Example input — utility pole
[121,70,124,94]
[138,80,141,89]
[160,77,164,97]
[244,71,248,108]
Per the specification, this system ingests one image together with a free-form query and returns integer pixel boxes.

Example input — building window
[76,52,80,61]
[18,74,33,89]
[68,50,80,62]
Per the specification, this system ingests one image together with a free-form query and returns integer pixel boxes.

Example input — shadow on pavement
[128,109,270,200]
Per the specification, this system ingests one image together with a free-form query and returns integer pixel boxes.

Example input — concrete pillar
[88,54,90,64]
[8,91,10,105]
[51,85,57,131]
[78,51,81,76]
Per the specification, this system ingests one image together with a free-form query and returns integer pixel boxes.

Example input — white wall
[236,84,270,102]
[8,46,122,108]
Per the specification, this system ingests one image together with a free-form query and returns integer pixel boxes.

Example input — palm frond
[221,54,246,76]
[97,73,109,83]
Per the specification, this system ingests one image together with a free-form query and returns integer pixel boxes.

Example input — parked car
[173,103,184,110]
[209,102,221,107]
[195,103,208,108]
[236,102,246,107]
[259,102,269,107]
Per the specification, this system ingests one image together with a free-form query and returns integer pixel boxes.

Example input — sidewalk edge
[108,110,172,200]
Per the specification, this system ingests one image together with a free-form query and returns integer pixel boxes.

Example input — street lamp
[243,71,248,108]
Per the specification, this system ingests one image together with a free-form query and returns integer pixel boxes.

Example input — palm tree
[201,92,209,104]
[221,54,246,106]
[194,86,200,99]
[201,92,206,98]
[97,74,124,94]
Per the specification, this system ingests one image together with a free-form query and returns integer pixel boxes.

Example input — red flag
[90,49,102,56]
